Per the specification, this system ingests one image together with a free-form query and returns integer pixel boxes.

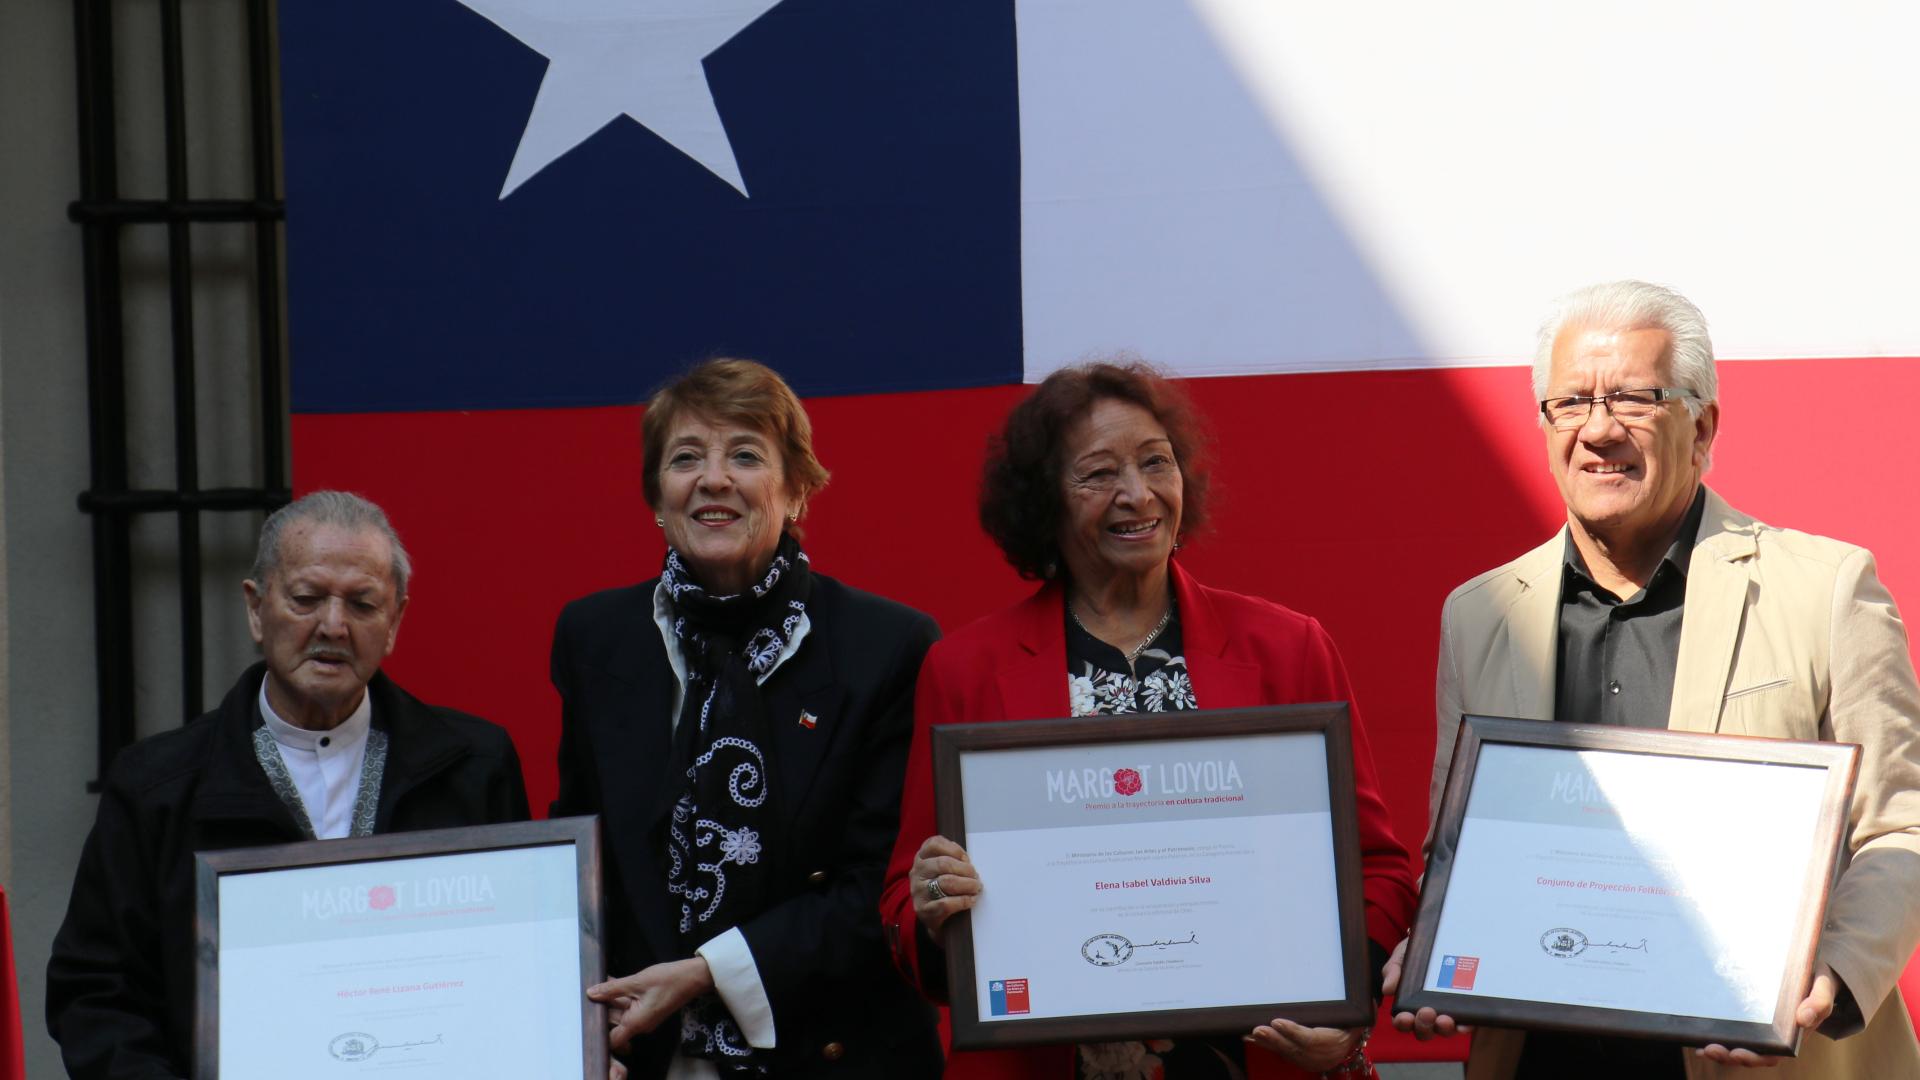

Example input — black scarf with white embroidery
[659,533,809,1076]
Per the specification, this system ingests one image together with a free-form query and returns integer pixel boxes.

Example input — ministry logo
[988,977,1030,1016]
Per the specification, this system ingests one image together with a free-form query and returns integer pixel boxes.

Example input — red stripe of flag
[2,887,24,1080]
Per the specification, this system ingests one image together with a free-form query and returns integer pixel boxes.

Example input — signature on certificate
[1540,928,1651,959]
[1082,932,1198,967]
[328,1032,446,1062]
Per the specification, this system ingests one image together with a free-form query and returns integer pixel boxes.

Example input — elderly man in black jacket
[46,491,530,1079]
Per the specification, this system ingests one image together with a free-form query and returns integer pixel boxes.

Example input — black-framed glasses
[1538,387,1699,430]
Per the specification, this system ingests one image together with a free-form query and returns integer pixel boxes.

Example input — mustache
[305,647,353,663]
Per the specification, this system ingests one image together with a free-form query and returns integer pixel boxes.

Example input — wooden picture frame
[1398,716,1858,1055]
[194,816,605,1078]
[932,703,1371,1050]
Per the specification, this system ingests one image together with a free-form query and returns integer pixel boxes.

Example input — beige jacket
[1432,489,1920,1080]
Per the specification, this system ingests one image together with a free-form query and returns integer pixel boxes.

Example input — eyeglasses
[1538,387,1699,431]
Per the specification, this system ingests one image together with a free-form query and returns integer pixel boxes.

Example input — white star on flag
[455,0,786,198]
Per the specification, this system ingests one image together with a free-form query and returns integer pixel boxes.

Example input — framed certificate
[932,703,1372,1050]
[194,817,605,1079]
[1398,716,1858,1055]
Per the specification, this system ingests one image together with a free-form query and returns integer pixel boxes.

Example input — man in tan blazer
[1384,281,1920,1079]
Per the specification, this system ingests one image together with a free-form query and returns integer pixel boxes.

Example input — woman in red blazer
[880,362,1418,1080]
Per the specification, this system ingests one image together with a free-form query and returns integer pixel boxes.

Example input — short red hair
[640,358,830,513]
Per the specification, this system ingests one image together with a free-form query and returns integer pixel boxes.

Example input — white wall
[0,1,272,1074]
[1,8,95,1075]
[0,266,8,892]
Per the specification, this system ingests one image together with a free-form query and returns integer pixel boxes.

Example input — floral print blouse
[1065,614,1197,718]
[1063,608,1245,1080]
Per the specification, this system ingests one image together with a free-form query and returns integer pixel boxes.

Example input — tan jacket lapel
[1668,489,1758,733]
[1503,535,1563,722]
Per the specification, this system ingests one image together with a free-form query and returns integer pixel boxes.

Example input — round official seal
[1540,928,1588,958]
[1082,933,1134,967]
[329,1032,379,1062]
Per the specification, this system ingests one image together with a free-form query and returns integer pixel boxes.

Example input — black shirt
[1065,608,1195,716]
[1524,492,1703,1077]
[1064,609,1250,1080]
[1062,608,1388,1078]
[1552,487,1707,730]
[1524,489,1862,1072]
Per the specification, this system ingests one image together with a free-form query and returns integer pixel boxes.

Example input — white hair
[249,490,412,600]
[1532,280,1717,415]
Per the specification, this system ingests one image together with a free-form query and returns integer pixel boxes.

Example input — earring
[654,515,665,528]
[788,510,800,523]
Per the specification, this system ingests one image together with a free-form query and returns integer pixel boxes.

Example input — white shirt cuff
[697,927,776,1049]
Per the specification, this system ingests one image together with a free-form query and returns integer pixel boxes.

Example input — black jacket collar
[188,662,473,832]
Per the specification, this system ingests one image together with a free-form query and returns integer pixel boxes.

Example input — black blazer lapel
[188,682,305,838]
[582,607,685,963]
[369,674,470,831]
[762,636,843,827]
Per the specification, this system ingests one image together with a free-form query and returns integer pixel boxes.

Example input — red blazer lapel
[993,566,1268,718]
[1172,560,1266,709]
[994,581,1071,721]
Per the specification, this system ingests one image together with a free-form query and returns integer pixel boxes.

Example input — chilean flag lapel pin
[798,710,819,730]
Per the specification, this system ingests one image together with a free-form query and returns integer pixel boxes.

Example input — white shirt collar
[256,675,375,840]
[257,676,373,752]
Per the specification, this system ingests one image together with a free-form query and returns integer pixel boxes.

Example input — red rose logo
[368,885,396,911]
[1114,768,1142,797]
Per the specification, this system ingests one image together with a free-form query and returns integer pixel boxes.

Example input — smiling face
[243,521,406,730]
[657,412,793,595]
[1057,397,1184,588]
[1544,324,1717,546]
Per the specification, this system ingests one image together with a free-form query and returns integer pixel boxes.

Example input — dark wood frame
[1398,716,1858,1056]
[932,703,1372,1050]
[193,816,605,1079]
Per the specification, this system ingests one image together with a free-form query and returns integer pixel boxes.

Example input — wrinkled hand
[911,834,983,941]
[1383,937,1469,1040]
[588,957,715,1055]
[1695,965,1836,1068]
[1246,1019,1365,1072]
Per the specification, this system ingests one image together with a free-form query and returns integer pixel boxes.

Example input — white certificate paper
[960,732,1346,1022]
[1420,744,1831,1022]
[215,844,585,1077]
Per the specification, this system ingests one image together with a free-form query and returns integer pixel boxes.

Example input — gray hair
[1532,280,1717,415]
[248,491,413,600]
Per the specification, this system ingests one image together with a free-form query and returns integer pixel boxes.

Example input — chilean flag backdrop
[280,0,1920,1061]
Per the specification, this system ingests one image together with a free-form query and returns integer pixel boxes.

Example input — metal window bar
[69,0,292,789]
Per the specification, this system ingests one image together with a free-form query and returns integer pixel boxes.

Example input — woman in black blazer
[551,359,942,1078]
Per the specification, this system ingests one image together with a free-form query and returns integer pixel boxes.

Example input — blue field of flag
[279,0,1022,412]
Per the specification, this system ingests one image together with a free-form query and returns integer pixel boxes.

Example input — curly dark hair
[979,360,1211,580]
